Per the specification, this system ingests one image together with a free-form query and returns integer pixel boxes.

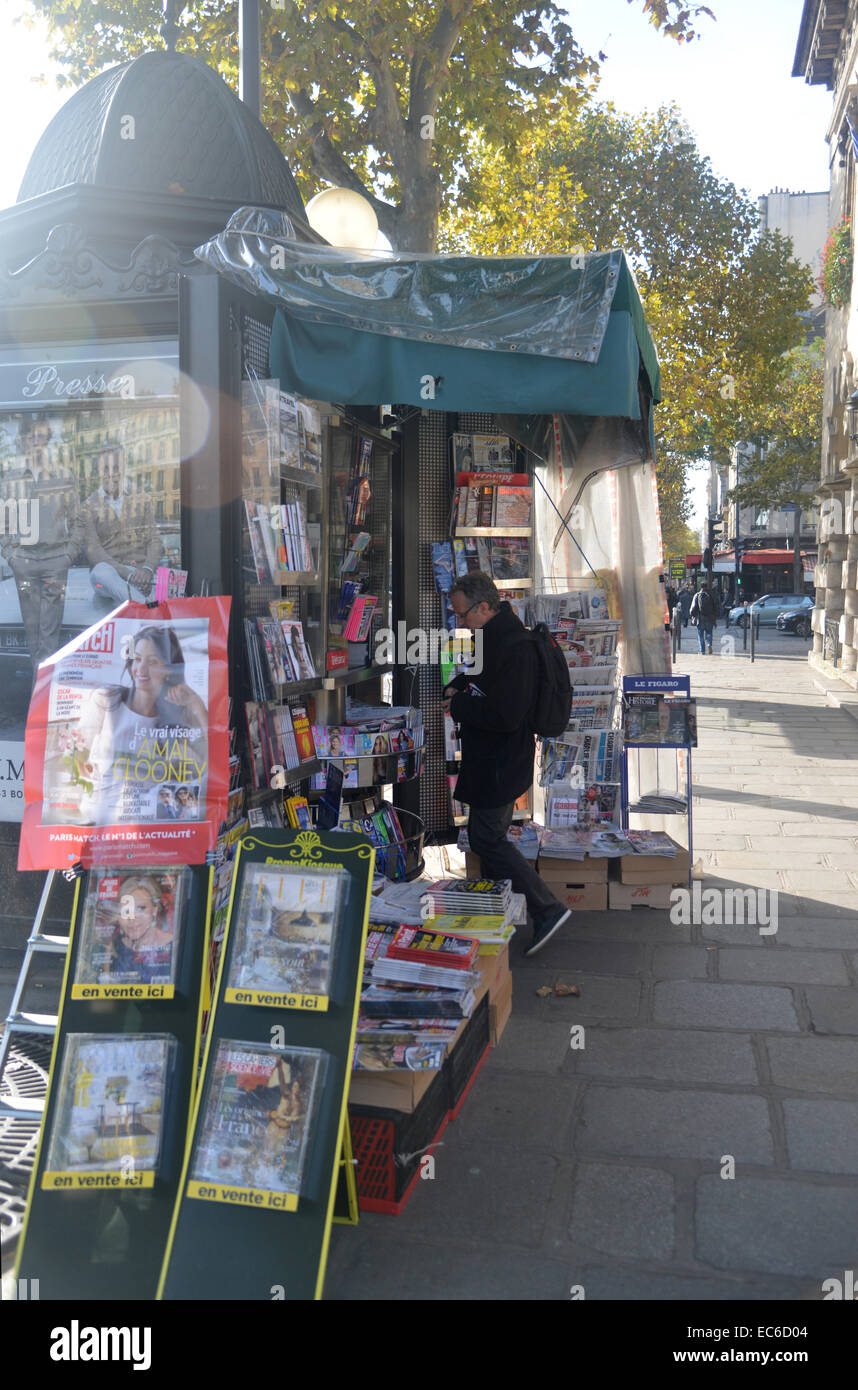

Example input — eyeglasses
[451,600,481,620]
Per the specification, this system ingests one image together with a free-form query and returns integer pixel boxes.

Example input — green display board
[158,829,373,1301]
[14,864,213,1300]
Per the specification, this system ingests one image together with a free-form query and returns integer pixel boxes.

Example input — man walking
[444,572,571,956]
[690,583,716,655]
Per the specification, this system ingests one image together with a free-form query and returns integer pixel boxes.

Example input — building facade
[794,0,858,680]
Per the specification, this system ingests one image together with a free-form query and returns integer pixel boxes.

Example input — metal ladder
[0,871,67,1122]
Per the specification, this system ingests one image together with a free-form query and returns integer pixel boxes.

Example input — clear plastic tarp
[195,206,625,363]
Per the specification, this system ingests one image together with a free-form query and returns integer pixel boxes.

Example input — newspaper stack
[539,827,634,859]
[457,821,542,861]
[630,790,688,813]
[626,831,677,856]
[421,878,513,915]
[366,877,427,925]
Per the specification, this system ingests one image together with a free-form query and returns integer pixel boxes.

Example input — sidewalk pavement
[326,631,858,1300]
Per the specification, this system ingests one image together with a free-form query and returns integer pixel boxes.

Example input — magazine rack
[158,829,373,1302]
[619,674,693,889]
[13,864,213,1300]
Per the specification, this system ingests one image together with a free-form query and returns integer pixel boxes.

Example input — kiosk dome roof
[18,49,305,216]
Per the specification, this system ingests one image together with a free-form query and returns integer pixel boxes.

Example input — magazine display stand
[13,864,213,1300]
[158,828,373,1301]
[620,674,694,888]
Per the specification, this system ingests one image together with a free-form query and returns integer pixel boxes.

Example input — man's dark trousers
[468,803,559,924]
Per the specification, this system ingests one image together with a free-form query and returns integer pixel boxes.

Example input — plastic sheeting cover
[195,206,626,364]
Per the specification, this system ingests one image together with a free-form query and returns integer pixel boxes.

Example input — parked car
[726,593,812,629]
[776,604,813,638]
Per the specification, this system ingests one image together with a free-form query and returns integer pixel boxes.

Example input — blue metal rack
[620,674,693,890]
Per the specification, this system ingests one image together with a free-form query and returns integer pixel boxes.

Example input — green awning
[195,207,660,416]
[270,305,650,415]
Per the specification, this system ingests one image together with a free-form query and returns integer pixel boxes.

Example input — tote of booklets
[620,673,695,886]
[158,828,374,1301]
[13,863,213,1300]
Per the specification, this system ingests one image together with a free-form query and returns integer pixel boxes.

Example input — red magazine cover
[386,925,479,970]
[291,707,316,764]
[20,596,230,871]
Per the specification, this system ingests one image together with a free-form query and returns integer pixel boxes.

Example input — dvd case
[188,1041,328,1209]
[225,863,347,1008]
[43,1033,176,1188]
[71,867,187,997]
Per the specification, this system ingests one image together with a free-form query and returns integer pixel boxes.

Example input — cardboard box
[348,1065,439,1113]
[489,973,513,1046]
[538,855,607,883]
[609,881,677,910]
[618,837,690,884]
[546,881,608,912]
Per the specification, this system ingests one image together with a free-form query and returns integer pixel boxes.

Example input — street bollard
[742,603,748,651]
[750,608,756,663]
[672,611,679,662]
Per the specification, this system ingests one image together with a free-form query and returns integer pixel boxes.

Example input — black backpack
[697,589,715,621]
[509,623,573,737]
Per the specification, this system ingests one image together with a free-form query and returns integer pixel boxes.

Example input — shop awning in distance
[741,549,811,566]
[194,207,660,417]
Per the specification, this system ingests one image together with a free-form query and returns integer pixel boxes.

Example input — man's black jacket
[448,602,538,809]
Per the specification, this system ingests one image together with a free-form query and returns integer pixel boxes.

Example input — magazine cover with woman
[71,866,188,996]
[20,596,229,870]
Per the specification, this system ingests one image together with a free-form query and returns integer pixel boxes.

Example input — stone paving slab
[568,1163,675,1259]
[783,1100,858,1176]
[652,980,800,1030]
[576,1086,774,1163]
[716,948,851,985]
[802,986,858,1035]
[695,1175,858,1279]
[764,1037,858,1094]
[565,1028,758,1085]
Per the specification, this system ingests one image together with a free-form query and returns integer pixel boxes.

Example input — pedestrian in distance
[678,585,693,629]
[443,571,571,956]
[690,584,717,655]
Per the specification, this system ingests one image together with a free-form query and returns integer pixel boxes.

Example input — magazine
[297,402,322,472]
[623,694,661,743]
[225,862,347,1007]
[490,537,530,581]
[38,615,211,832]
[43,1033,175,1187]
[188,1041,327,1209]
[279,392,301,470]
[72,865,187,996]
[352,1041,447,1071]
[495,486,532,527]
